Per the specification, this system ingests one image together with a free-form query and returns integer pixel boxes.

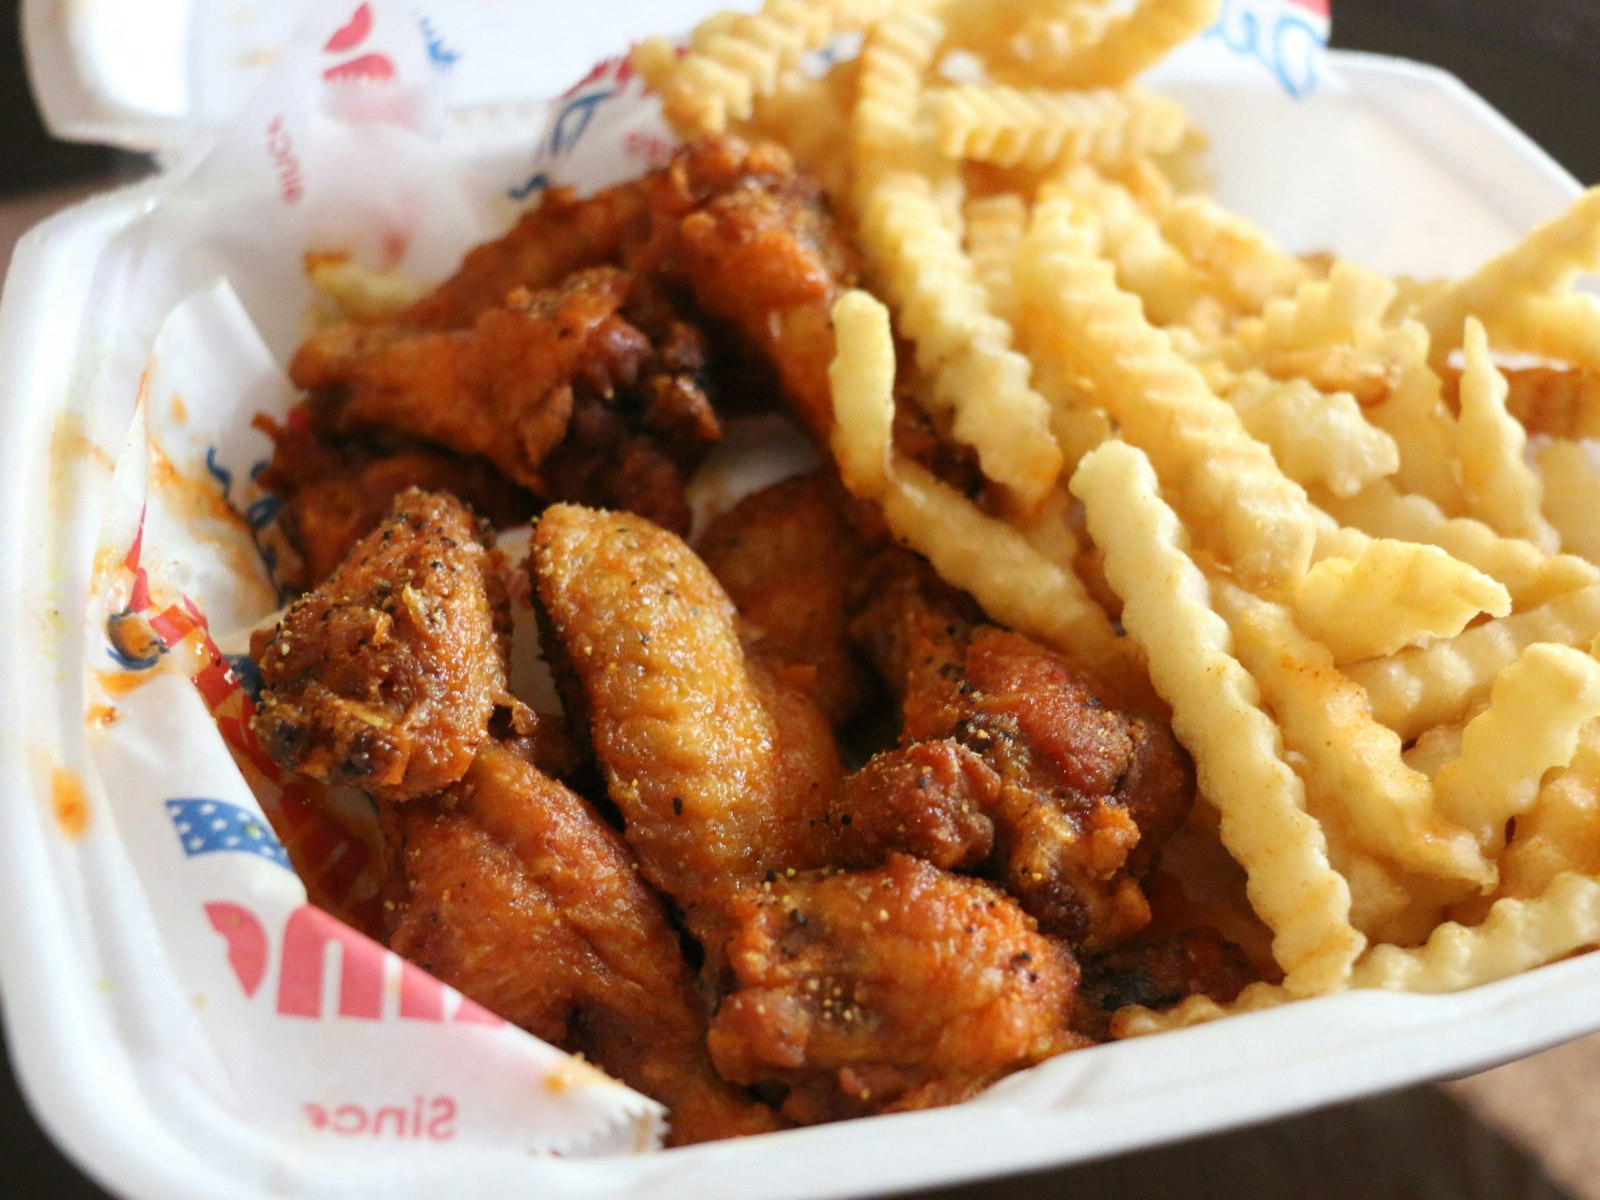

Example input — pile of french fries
[637,0,1600,1033]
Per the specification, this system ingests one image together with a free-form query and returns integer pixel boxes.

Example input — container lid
[21,0,736,156]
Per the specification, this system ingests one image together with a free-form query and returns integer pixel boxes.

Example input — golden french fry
[1157,193,1310,314]
[1111,980,1291,1038]
[827,291,1141,698]
[1211,578,1490,885]
[1409,187,1600,362]
[1293,539,1510,663]
[1031,0,1223,89]
[1071,440,1364,994]
[305,257,428,321]
[1431,643,1600,857]
[928,84,1189,173]
[1222,371,1398,498]
[1455,318,1557,551]
[1022,196,1319,586]
[964,192,1030,325]
[1352,871,1600,992]
[1500,722,1600,901]
[1348,584,1600,741]
[1314,480,1598,612]
[1538,441,1600,565]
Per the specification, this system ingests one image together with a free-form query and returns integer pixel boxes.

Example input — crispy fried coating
[697,472,873,726]
[636,137,862,441]
[253,415,535,588]
[398,179,654,329]
[388,743,778,1145]
[829,741,997,871]
[291,268,619,486]
[290,268,719,538]
[707,854,1086,1123]
[253,489,508,803]
[531,504,839,951]
[855,569,1195,950]
[1074,928,1256,1040]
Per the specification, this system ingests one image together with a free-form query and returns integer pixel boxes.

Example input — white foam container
[3,2,1596,1198]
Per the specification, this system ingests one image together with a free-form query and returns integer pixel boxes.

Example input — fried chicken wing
[531,504,839,950]
[1073,928,1256,1040]
[253,416,535,588]
[636,137,861,441]
[290,268,719,537]
[398,179,654,329]
[854,568,1196,949]
[829,741,997,871]
[707,854,1086,1123]
[253,489,508,803]
[696,472,873,726]
[389,743,779,1144]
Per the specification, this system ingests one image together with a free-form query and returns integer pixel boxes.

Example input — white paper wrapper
[53,0,1512,1180]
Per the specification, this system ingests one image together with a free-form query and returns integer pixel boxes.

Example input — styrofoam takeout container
[4,1,1598,1197]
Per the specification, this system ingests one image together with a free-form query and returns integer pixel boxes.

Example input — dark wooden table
[4,1,1598,1196]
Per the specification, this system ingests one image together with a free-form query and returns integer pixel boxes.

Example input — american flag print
[166,798,292,871]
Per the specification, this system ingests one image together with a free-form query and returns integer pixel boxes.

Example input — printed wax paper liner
[77,0,1338,1164]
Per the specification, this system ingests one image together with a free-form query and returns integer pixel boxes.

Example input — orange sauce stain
[85,704,119,729]
[169,392,188,424]
[51,767,89,839]
[96,669,158,700]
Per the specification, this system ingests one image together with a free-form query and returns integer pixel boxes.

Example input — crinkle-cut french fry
[1456,318,1558,552]
[1110,981,1291,1038]
[1071,440,1364,994]
[1030,0,1222,89]
[963,192,1029,325]
[1456,364,1600,441]
[989,8,1122,83]
[1156,194,1310,314]
[1431,644,1600,857]
[1021,197,1318,586]
[928,85,1189,173]
[1015,483,1084,572]
[1222,371,1398,498]
[856,172,1063,509]
[1212,578,1491,885]
[1314,480,1598,612]
[826,292,1140,696]
[1483,294,1600,372]
[1293,540,1510,663]
[884,461,1146,697]
[1350,872,1600,992]
[1230,261,1399,362]
[1539,441,1600,565]
[1408,187,1600,363]
[1048,167,1212,328]
[1360,322,1464,514]
[1500,722,1600,901]
[1348,585,1600,741]
[1401,712,1471,779]
[854,11,946,174]
[745,66,858,199]
[826,290,895,495]
[1250,346,1399,408]
[636,0,918,138]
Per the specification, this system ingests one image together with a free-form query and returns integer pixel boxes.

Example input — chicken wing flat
[253,488,509,803]
[707,854,1086,1123]
[696,472,872,727]
[853,566,1195,950]
[389,743,778,1144]
[531,504,839,951]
